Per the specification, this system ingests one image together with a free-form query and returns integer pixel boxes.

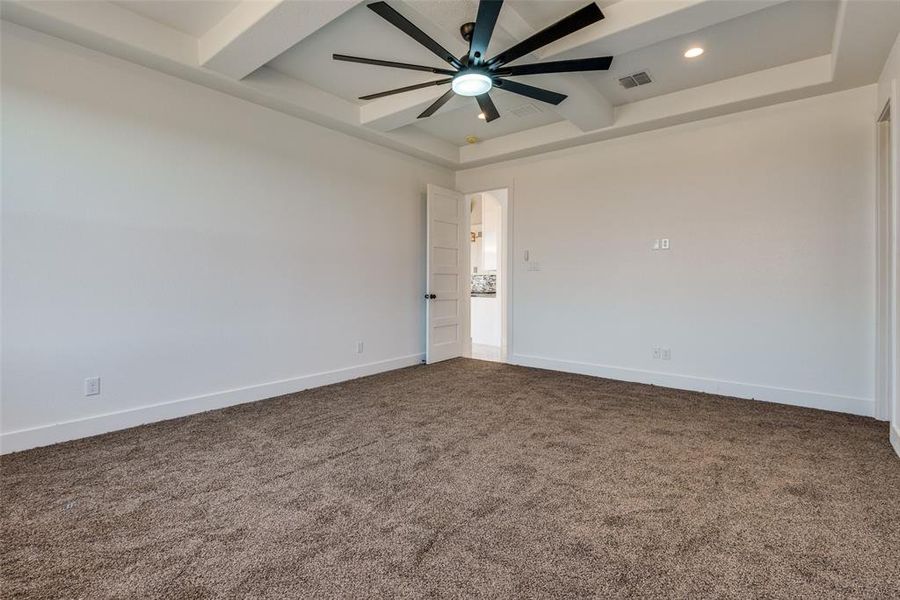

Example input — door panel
[432,247,458,268]
[432,273,458,294]
[426,184,466,364]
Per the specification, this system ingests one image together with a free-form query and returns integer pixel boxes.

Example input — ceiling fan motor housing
[460,22,476,43]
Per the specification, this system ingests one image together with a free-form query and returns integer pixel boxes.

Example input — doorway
[466,188,509,362]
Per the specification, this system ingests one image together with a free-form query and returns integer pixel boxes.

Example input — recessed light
[477,112,485,120]
[684,47,704,58]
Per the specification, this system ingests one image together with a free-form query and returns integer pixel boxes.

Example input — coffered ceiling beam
[458,55,834,166]
[536,0,790,59]
[830,0,900,87]
[0,3,459,167]
[199,0,363,80]
[360,86,468,132]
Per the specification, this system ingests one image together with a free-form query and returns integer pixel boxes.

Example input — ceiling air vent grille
[510,103,543,118]
[618,71,652,89]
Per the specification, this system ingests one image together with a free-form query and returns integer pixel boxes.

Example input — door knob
[424,294,437,299]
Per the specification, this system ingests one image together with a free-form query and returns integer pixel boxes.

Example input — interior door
[426,184,466,364]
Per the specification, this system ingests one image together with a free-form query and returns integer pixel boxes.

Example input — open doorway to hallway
[467,188,508,362]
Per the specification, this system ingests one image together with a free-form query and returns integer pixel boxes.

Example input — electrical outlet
[356,341,364,354]
[652,346,661,359]
[661,238,670,250]
[661,348,671,360]
[84,376,101,396]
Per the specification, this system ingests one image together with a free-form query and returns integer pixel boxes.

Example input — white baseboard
[0,354,424,455]
[891,424,900,459]
[510,354,875,418]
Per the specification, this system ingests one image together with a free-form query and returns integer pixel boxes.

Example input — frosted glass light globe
[452,72,492,96]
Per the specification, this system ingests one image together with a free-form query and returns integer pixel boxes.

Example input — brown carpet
[2,359,898,599]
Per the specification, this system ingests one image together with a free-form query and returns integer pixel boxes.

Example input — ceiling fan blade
[418,89,456,118]
[359,78,452,101]
[476,93,500,122]
[494,78,567,105]
[333,54,457,75]
[487,3,604,68]
[469,0,503,66]
[494,56,612,76]
[368,1,463,69]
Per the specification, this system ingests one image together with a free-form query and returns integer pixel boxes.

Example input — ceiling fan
[333,1,613,122]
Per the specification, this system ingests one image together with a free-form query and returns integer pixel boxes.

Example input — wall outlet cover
[84,376,101,396]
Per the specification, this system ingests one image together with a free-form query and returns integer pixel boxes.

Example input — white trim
[0,353,424,455]
[463,191,472,359]
[875,103,894,422]
[510,353,875,417]
[891,423,900,459]
[500,186,512,362]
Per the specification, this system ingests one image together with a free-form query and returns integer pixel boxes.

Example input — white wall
[0,24,453,452]
[458,86,878,417]
[877,33,900,456]
[0,21,887,453]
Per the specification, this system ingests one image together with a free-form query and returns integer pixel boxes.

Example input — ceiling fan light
[452,72,492,96]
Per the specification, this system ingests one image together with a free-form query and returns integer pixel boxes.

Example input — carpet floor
[2,359,899,599]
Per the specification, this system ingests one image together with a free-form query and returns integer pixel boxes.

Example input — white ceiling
[112,0,239,37]
[268,3,462,106]
[512,0,621,29]
[580,0,839,105]
[265,0,841,142]
[10,0,899,167]
[409,93,564,145]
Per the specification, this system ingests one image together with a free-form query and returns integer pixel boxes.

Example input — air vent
[509,103,543,118]
[618,71,653,89]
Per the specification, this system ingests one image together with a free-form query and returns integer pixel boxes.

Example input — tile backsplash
[471,273,496,294]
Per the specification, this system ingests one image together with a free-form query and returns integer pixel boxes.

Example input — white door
[426,184,466,364]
